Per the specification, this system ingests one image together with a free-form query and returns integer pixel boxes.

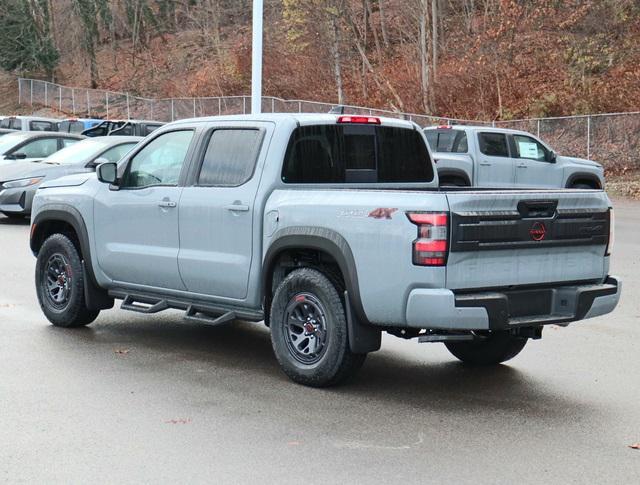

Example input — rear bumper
[405,276,621,330]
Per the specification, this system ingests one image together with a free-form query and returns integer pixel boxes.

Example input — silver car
[0,132,84,166]
[0,136,141,218]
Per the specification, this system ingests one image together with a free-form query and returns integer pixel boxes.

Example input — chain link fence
[17,78,640,173]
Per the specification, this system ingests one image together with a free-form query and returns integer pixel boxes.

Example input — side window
[478,132,509,157]
[144,124,163,136]
[100,143,136,163]
[121,130,194,188]
[10,119,22,130]
[0,119,10,128]
[425,129,468,153]
[30,121,54,131]
[62,138,79,148]
[16,138,58,158]
[197,129,263,186]
[512,135,548,162]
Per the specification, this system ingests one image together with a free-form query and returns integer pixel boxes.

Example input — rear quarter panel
[264,189,448,325]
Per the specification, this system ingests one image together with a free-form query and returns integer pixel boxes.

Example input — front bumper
[405,276,621,330]
[0,187,35,215]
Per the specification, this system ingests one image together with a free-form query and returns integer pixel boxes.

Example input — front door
[475,132,515,187]
[94,129,196,290]
[178,124,269,300]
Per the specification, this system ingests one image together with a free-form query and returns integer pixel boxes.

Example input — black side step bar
[184,306,236,327]
[112,290,263,323]
[121,295,169,314]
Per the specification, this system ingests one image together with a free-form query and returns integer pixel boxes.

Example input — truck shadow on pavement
[43,311,595,420]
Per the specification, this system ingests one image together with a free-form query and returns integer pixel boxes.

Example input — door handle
[158,200,177,208]
[225,204,249,212]
[517,164,528,169]
[479,161,491,166]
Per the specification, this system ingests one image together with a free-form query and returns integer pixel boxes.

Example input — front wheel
[270,268,366,387]
[445,331,527,365]
[35,234,100,327]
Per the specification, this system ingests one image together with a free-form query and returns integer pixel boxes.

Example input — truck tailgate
[445,190,611,290]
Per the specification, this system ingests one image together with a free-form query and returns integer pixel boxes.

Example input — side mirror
[8,152,27,160]
[547,150,557,163]
[87,157,109,170]
[97,161,118,184]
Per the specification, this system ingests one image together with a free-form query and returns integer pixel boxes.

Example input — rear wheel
[270,268,366,387]
[571,182,595,189]
[445,331,527,365]
[35,234,100,327]
[439,177,468,188]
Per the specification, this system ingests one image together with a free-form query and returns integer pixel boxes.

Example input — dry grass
[606,173,640,200]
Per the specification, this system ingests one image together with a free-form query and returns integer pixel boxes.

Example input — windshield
[42,138,112,165]
[0,133,31,155]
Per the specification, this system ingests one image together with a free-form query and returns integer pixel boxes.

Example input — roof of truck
[171,113,418,129]
[424,124,530,135]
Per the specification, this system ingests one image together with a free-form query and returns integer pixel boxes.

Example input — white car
[0,115,60,132]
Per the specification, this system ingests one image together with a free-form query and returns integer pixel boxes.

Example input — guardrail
[16,77,640,172]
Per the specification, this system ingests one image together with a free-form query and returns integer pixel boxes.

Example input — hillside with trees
[0,0,639,120]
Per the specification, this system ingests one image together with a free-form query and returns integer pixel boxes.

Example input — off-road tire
[35,234,100,327]
[270,267,366,387]
[445,331,527,365]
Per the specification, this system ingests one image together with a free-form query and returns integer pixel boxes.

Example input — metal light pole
[251,0,263,114]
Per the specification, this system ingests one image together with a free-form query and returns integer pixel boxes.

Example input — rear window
[30,121,55,131]
[479,132,509,157]
[425,129,468,153]
[197,129,263,186]
[282,124,434,184]
[59,121,85,133]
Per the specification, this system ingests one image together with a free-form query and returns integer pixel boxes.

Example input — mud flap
[345,290,381,354]
[82,261,114,311]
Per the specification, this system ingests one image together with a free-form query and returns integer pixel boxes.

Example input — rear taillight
[407,212,449,266]
[606,207,614,256]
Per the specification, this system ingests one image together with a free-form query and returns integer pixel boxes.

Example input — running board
[184,306,236,327]
[111,289,263,323]
[121,295,169,314]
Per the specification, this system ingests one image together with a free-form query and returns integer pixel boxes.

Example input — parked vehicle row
[424,125,605,189]
[0,115,165,136]
[0,135,141,218]
[28,113,620,387]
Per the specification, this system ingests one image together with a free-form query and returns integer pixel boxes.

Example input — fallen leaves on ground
[165,418,191,425]
[629,443,640,450]
[114,349,130,355]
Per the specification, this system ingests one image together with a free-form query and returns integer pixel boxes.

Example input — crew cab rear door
[445,190,611,290]
[475,131,515,187]
[177,121,273,301]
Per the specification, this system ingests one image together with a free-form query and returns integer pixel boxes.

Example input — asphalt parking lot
[1,200,639,484]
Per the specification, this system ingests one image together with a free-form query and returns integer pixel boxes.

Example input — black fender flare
[31,205,113,310]
[437,168,471,186]
[565,172,602,189]
[263,227,381,353]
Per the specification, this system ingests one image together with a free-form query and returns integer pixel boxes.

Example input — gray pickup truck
[424,125,605,189]
[29,114,620,387]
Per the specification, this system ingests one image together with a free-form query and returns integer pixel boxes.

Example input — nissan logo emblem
[529,222,546,241]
